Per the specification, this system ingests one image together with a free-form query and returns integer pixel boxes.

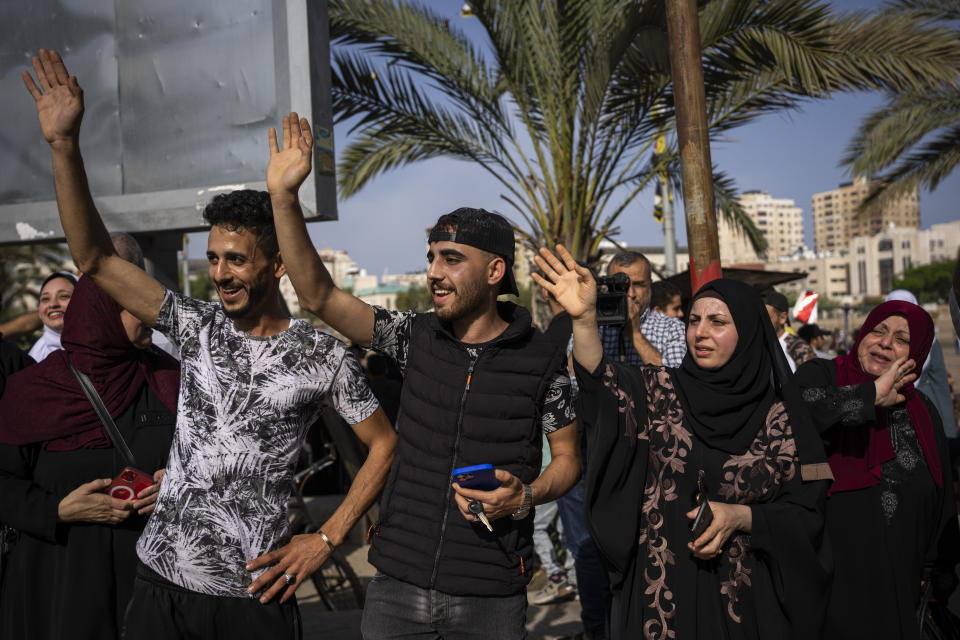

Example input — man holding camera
[598,252,686,367]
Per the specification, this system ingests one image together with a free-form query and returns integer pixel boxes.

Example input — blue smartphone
[452,464,501,491]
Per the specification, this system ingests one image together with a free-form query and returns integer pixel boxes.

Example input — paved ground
[299,542,583,639]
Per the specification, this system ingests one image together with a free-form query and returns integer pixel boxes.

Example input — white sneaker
[530,575,577,605]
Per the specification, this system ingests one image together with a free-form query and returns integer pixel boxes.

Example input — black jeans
[122,562,301,640]
[360,572,527,639]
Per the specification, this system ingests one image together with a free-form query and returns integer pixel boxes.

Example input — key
[468,499,493,533]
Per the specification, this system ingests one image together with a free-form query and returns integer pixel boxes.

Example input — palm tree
[842,0,960,205]
[330,0,960,261]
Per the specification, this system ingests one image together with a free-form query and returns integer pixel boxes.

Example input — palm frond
[843,88,960,175]
[859,124,960,205]
[331,0,960,262]
[884,0,960,21]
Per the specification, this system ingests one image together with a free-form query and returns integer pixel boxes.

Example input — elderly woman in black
[533,246,832,640]
[795,300,959,639]
[0,277,179,640]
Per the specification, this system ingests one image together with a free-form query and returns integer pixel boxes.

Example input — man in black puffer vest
[273,203,581,639]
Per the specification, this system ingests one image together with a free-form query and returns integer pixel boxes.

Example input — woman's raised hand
[531,245,596,320]
[874,356,917,407]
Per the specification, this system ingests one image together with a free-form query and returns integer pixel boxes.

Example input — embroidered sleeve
[801,384,876,430]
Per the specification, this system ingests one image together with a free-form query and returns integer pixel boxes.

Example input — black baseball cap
[797,323,830,342]
[760,289,789,313]
[428,208,519,296]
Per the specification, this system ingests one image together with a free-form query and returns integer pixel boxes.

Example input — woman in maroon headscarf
[0,277,179,640]
[796,300,960,640]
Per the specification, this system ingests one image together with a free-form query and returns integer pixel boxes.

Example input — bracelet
[510,483,533,520]
[317,529,336,552]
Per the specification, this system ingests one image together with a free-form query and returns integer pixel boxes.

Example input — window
[879,258,894,293]
[878,239,893,251]
[857,260,867,294]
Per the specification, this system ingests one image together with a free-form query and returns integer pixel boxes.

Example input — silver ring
[284,573,295,585]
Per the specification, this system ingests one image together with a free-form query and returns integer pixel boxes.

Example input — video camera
[596,272,630,326]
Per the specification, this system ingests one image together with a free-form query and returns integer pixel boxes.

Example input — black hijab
[671,279,829,478]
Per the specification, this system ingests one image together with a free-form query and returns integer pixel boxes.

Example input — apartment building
[811,176,919,253]
[716,191,805,264]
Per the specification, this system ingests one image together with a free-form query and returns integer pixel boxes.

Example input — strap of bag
[67,359,138,469]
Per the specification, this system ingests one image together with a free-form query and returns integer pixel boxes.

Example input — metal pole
[665,0,721,291]
[661,178,677,275]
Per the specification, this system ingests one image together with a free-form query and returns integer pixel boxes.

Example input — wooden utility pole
[665,0,722,292]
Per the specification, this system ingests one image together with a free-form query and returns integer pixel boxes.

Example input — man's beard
[220,273,272,320]
[435,278,487,323]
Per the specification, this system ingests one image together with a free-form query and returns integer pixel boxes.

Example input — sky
[193,0,960,276]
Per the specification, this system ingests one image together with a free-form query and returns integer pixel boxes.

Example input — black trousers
[122,562,302,640]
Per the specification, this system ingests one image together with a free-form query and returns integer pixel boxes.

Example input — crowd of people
[1,48,959,640]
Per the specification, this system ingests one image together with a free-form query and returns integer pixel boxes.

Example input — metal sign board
[0,0,336,246]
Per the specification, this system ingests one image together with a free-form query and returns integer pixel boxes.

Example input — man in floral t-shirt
[24,49,395,639]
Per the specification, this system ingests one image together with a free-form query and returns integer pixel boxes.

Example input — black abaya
[796,358,960,640]
[0,384,174,640]
[576,359,831,640]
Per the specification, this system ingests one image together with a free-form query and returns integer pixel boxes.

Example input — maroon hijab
[0,277,179,450]
[828,300,940,493]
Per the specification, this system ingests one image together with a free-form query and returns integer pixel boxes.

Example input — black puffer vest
[369,303,566,596]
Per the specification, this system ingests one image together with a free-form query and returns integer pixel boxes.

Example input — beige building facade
[849,220,960,298]
[716,191,805,265]
[771,254,852,302]
[811,176,919,253]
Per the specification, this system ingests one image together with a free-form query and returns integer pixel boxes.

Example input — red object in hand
[104,466,154,501]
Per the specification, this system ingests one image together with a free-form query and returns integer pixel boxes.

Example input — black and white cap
[428,208,519,296]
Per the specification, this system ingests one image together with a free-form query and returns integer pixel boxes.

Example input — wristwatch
[510,483,533,520]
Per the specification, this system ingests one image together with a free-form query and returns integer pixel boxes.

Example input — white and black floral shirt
[137,291,378,597]
[370,306,575,434]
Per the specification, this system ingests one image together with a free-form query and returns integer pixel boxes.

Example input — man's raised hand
[22,49,84,147]
[531,245,597,320]
[267,111,313,197]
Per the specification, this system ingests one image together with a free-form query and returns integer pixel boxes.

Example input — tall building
[811,176,919,253]
[716,191,805,264]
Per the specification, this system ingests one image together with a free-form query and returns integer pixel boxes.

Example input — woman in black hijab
[533,246,833,640]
